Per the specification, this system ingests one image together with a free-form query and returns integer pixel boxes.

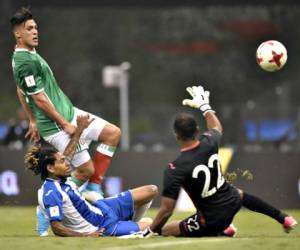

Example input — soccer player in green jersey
[10,7,120,211]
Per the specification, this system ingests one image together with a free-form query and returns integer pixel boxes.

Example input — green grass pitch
[0,207,299,250]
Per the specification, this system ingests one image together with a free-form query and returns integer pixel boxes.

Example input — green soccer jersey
[12,48,75,137]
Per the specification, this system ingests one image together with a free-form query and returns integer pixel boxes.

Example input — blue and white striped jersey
[38,178,103,234]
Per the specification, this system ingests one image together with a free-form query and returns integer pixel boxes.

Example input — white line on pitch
[85,238,232,250]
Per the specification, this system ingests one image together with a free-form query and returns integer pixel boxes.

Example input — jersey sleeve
[200,129,222,148]
[162,164,185,200]
[17,60,44,95]
[42,189,64,221]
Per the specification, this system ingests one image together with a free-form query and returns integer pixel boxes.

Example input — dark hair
[10,7,33,29]
[173,113,199,141]
[24,145,58,180]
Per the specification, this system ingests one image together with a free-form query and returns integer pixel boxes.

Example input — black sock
[242,192,287,224]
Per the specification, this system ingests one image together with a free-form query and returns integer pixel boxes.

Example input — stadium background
[0,0,300,209]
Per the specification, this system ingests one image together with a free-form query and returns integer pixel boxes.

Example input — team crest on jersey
[49,206,60,217]
[203,132,212,137]
[25,75,36,87]
[168,163,176,170]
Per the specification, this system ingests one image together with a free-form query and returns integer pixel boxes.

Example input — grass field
[0,207,299,250]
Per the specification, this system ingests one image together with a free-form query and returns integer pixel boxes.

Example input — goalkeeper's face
[47,152,72,179]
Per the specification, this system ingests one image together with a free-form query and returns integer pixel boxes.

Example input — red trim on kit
[181,141,200,152]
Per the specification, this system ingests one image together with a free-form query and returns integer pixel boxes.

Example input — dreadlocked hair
[24,145,58,180]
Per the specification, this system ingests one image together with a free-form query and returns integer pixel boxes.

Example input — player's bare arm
[204,112,223,135]
[150,196,176,233]
[63,115,94,159]
[31,91,76,135]
[16,86,40,142]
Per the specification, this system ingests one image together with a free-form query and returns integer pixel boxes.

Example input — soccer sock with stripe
[89,143,116,186]
[132,200,153,222]
[242,192,286,223]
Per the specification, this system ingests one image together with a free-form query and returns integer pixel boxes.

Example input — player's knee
[161,222,181,236]
[100,125,121,146]
[146,185,158,197]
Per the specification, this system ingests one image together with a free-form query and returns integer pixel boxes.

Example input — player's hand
[86,228,104,237]
[140,227,157,238]
[25,120,40,142]
[76,115,95,131]
[182,85,215,115]
[62,122,77,135]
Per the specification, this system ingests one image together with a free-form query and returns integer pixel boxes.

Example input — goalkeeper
[128,85,297,238]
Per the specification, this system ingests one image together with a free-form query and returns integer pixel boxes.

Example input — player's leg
[95,187,157,236]
[239,189,298,233]
[161,221,181,236]
[164,212,208,237]
[70,159,94,187]
[72,107,120,194]
[130,185,158,221]
[163,212,237,237]
[86,122,121,193]
[97,185,158,223]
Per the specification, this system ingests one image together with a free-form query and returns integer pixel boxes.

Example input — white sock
[132,200,153,222]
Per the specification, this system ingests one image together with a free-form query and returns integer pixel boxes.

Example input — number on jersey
[192,154,225,198]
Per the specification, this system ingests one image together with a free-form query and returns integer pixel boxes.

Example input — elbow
[218,125,223,135]
[50,222,67,237]
[212,125,223,135]
[51,226,64,237]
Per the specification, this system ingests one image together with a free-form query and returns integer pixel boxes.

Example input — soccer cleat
[36,206,50,237]
[222,224,237,237]
[283,216,298,233]
[118,227,158,239]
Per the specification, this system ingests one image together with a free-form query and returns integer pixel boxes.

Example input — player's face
[49,152,72,179]
[15,19,38,50]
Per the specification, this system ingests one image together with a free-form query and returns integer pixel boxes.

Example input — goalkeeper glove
[182,85,215,115]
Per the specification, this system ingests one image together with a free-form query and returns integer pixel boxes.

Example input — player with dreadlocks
[25,115,158,237]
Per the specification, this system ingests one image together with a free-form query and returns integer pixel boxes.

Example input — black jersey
[162,129,239,212]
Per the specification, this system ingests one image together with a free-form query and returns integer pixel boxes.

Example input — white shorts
[44,107,107,168]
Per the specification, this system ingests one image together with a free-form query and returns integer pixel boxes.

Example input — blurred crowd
[0,108,29,150]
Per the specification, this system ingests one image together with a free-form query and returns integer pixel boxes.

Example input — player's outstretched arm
[182,85,223,134]
[150,196,176,233]
[204,111,223,135]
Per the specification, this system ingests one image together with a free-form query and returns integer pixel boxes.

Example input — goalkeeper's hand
[182,85,215,115]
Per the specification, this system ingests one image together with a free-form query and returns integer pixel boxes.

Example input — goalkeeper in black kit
[123,85,297,238]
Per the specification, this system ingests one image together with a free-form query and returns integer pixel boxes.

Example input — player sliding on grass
[125,85,297,238]
[25,115,157,237]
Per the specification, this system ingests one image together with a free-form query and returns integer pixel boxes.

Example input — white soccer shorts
[44,107,107,167]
